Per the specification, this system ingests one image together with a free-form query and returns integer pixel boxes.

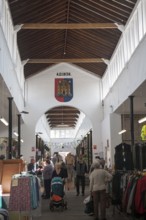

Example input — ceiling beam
[51,125,75,128]
[46,109,80,112]
[46,113,79,116]
[47,117,79,121]
[22,23,117,30]
[28,58,103,64]
[50,121,76,124]
[46,108,80,112]
[47,117,79,120]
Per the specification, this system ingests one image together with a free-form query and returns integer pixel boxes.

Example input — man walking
[74,155,87,196]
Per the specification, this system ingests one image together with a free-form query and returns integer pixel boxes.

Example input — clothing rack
[9,174,41,220]
[111,170,146,219]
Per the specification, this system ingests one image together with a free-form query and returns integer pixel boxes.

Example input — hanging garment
[134,176,146,214]
[126,178,138,214]
[142,144,146,169]
[9,175,39,212]
[114,143,133,170]
[135,143,146,170]
[111,172,123,205]
[141,125,146,140]
[9,177,31,211]
[135,144,141,170]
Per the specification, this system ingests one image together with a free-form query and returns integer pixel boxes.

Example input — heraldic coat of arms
[55,78,73,102]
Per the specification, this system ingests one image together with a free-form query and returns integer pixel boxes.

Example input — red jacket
[134,176,146,214]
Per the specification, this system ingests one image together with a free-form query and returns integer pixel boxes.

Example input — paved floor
[33,187,135,220]
[6,183,145,220]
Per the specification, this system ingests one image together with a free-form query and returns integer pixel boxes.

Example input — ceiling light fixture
[0,117,9,126]
[118,129,127,135]
[37,132,43,134]
[13,131,18,137]
[21,111,29,114]
[56,124,69,128]
[138,117,146,124]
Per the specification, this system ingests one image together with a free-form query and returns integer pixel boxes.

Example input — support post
[17,114,21,157]
[129,95,135,169]
[90,130,93,164]
[87,133,90,172]
[8,97,13,159]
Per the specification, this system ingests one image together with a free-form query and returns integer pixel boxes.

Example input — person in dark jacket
[52,162,67,185]
[74,155,87,196]
[42,159,53,199]
[27,158,36,174]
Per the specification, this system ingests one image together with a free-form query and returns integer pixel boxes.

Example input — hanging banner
[55,78,73,102]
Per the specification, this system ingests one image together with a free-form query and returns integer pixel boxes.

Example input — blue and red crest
[55,78,73,102]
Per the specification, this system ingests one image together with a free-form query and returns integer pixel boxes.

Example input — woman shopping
[89,162,112,220]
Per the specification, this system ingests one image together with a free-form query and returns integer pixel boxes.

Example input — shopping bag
[84,195,94,214]
[83,195,91,204]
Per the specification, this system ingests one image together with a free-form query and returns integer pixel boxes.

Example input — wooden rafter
[22,23,117,30]
[28,58,104,64]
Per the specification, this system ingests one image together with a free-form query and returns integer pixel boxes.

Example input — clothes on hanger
[111,170,146,218]
[114,143,133,171]
[135,143,146,170]
[9,174,40,212]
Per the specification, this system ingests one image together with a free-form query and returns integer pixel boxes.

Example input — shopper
[27,158,36,174]
[89,162,112,220]
[52,152,63,165]
[61,161,68,180]
[45,155,54,168]
[65,152,75,190]
[52,162,67,185]
[42,159,53,199]
[74,155,87,196]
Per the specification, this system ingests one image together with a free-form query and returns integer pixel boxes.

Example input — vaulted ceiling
[45,106,80,129]
[8,0,137,79]
[7,0,138,129]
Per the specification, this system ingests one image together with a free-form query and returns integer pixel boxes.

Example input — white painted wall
[101,115,110,157]
[21,63,102,162]
[101,113,121,168]
[101,35,146,167]
[103,35,146,117]
[0,28,24,114]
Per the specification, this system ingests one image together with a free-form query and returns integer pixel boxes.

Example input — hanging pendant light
[0,117,9,126]
[138,116,146,124]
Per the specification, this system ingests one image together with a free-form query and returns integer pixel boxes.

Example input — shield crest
[55,78,73,102]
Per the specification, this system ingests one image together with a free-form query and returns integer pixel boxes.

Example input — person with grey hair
[89,162,112,220]
[89,156,105,175]
[42,159,53,199]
